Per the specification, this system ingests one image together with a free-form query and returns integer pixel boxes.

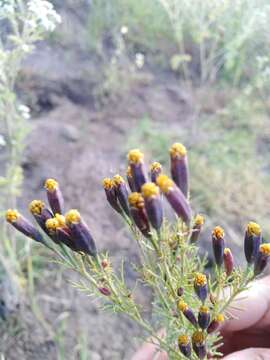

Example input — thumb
[223,348,270,359]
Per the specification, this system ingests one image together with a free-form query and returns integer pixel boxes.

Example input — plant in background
[0,0,60,313]
[6,143,270,359]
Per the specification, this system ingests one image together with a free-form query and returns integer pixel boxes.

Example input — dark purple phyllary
[169,143,189,198]
[44,178,64,215]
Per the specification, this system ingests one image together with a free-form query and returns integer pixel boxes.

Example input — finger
[223,347,270,359]
[222,275,270,333]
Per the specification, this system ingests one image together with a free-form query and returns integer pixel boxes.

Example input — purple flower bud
[141,183,163,231]
[207,314,224,334]
[178,335,191,358]
[177,287,184,297]
[177,301,197,327]
[6,209,43,243]
[44,178,64,215]
[103,178,122,214]
[223,248,234,276]
[170,143,189,197]
[65,210,97,257]
[192,331,206,360]
[29,200,53,234]
[150,162,162,183]
[244,222,261,264]
[194,273,208,303]
[198,306,210,330]
[127,149,147,192]
[212,226,225,267]
[254,244,270,276]
[156,174,191,224]
[128,193,151,238]
[98,287,111,296]
[190,215,204,243]
[113,175,130,216]
[126,166,136,192]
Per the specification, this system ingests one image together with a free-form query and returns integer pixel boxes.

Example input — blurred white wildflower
[135,53,144,69]
[27,0,61,32]
[0,0,15,18]
[18,104,31,120]
[120,25,128,35]
[0,134,6,147]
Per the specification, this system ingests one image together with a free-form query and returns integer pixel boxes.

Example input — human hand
[131,275,270,359]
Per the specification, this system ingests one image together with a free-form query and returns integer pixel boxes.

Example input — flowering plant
[6,144,270,359]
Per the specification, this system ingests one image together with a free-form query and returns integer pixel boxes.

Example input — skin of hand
[131,275,270,360]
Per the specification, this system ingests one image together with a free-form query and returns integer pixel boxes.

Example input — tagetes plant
[6,144,270,359]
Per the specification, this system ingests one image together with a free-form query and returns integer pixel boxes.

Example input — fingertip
[223,348,270,360]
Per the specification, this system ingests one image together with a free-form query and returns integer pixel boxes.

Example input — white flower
[120,25,128,35]
[18,104,31,120]
[135,53,144,69]
[0,134,6,147]
[27,0,61,32]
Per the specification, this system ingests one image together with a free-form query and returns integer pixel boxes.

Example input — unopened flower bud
[198,306,210,330]
[103,178,122,214]
[177,300,197,326]
[128,192,150,238]
[113,175,130,216]
[244,222,261,264]
[223,248,234,276]
[194,273,208,302]
[177,287,184,297]
[127,149,147,191]
[170,143,189,197]
[156,174,191,224]
[192,331,206,359]
[254,243,270,276]
[141,182,163,231]
[6,209,43,243]
[207,314,224,334]
[178,335,191,358]
[190,215,204,243]
[44,178,64,215]
[150,162,162,183]
[98,287,111,296]
[65,209,97,257]
[212,226,225,266]
[29,200,53,233]
[126,166,136,192]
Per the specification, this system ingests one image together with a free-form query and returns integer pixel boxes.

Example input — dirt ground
[0,3,200,358]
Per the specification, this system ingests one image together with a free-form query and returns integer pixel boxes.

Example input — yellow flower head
[260,243,270,256]
[102,178,114,190]
[199,305,209,314]
[128,192,144,209]
[194,214,204,226]
[224,247,232,256]
[156,174,174,193]
[247,222,261,236]
[29,200,45,215]
[55,213,66,227]
[150,162,162,172]
[44,178,58,192]
[178,335,189,346]
[194,273,207,287]
[177,300,188,312]
[45,218,60,233]
[65,209,81,225]
[215,314,225,323]
[6,209,20,223]
[192,331,205,344]
[169,143,187,158]
[126,166,133,178]
[127,149,144,164]
[113,174,125,186]
[212,226,224,239]
[141,182,159,198]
